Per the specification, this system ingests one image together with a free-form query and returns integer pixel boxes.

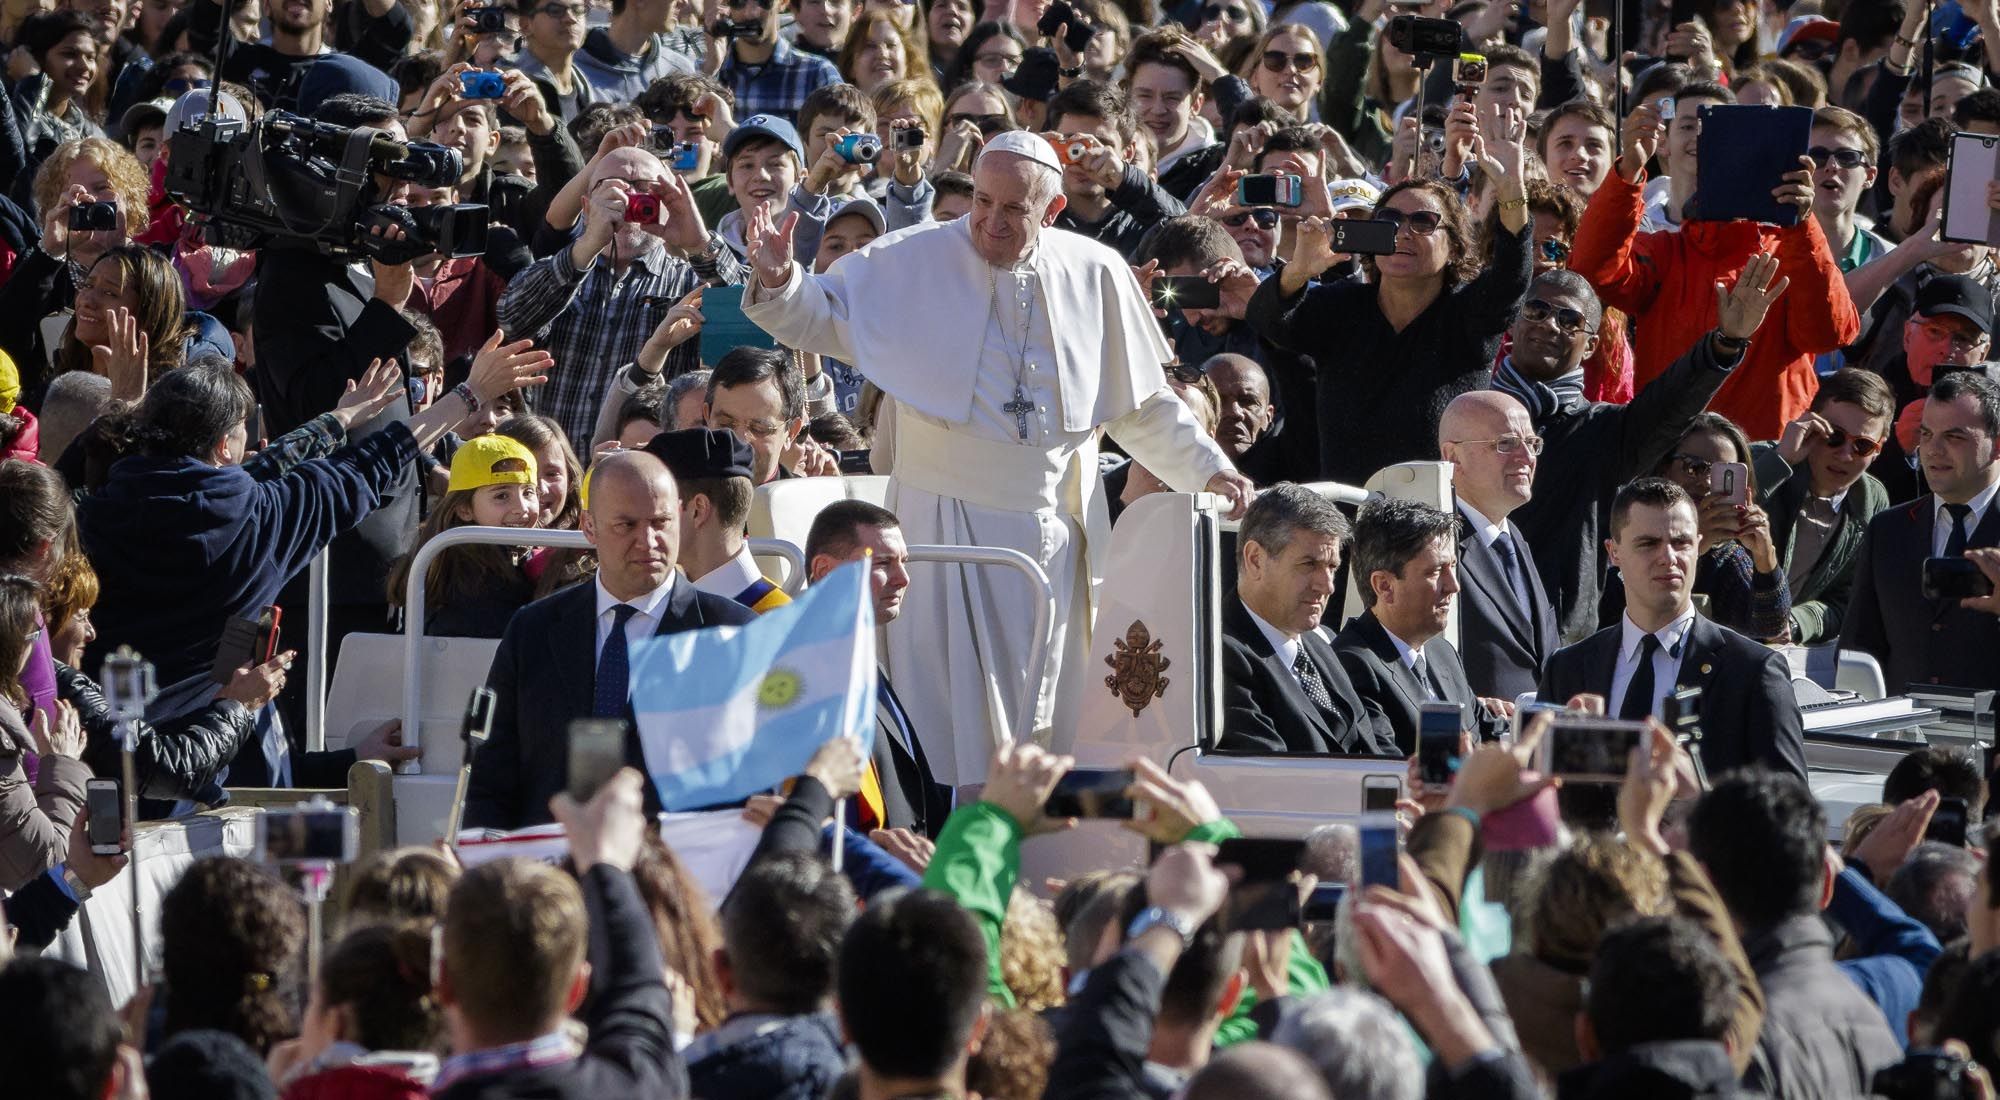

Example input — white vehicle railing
[900,545,1056,748]
[391,528,807,766]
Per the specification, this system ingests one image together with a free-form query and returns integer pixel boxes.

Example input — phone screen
[260,808,357,864]
[1359,813,1399,888]
[1151,275,1222,310]
[1221,879,1303,932]
[1928,797,1970,847]
[1302,881,1348,922]
[1216,837,1307,882]
[1544,718,1648,782]
[86,782,122,849]
[1418,703,1462,785]
[1363,777,1401,812]
[1924,557,1996,600]
[1043,767,1137,819]
[567,719,628,803]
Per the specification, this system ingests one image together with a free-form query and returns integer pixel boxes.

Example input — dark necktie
[1618,634,1662,722]
[1410,651,1439,700]
[1293,648,1337,714]
[593,604,639,718]
[1491,534,1536,621]
[1944,502,1974,558]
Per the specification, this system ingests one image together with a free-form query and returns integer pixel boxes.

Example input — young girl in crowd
[266,921,445,1099]
[387,434,542,639]
[0,573,88,892]
[498,413,593,597]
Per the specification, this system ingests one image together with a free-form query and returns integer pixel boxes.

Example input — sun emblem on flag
[757,668,804,710]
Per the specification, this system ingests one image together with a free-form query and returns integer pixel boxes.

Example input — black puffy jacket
[57,663,257,809]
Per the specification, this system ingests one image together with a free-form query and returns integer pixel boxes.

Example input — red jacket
[1568,170,1859,439]
[282,1064,428,1100]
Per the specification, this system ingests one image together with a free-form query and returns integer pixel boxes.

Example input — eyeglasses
[1521,298,1595,334]
[1373,207,1441,236]
[1201,3,1251,21]
[948,111,1010,135]
[1453,435,1546,455]
[1169,361,1207,383]
[714,416,787,439]
[1669,452,1714,476]
[1914,320,1990,351]
[1223,209,1281,229]
[1537,237,1571,264]
[531,1,587,16]
[1260,50,1320,73]
[1821,427,1882,457]
[1807,145,1870,170]
[728,0,772,10]
[974,50,1022,71]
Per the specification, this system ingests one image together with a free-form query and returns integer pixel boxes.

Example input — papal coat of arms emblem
[1104,620,1170,717]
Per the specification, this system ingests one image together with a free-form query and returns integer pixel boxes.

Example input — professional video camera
[163,109,489,264]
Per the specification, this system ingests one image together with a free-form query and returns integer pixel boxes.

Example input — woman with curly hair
[1246,151,1534,484]
[159,856,309,1055]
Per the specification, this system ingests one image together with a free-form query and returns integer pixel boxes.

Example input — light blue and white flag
[628,561,877,812]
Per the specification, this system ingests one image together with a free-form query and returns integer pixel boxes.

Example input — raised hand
[1776,409,1832,465]
[651,170,712,253]
[1616,720,1679,854]
[1715,251,1790,341]
[1961,548,2000,616]
[802,735,867,799]
[982,740,1075,834]
[1618,100,1665,183]
[1123,755,1222,844]
[499,67,554,137]
[1476,97,1530,199]
[92,306,150,401]
[221,650,294,709]
[1076,135,1126,191]
[1771,154,1815,222]
[465,329,553,404]
[746,203,801,290]
[642,285,706,371]
[1187,166,1247,219]
[31,701,86,760]
[331,357,407,430]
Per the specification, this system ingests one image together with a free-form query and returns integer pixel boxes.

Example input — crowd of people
[4,0,2000,1094]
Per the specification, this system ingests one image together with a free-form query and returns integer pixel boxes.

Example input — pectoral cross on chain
[1003,385,1034,441]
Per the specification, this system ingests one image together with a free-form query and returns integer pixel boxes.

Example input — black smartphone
[1043,767,1136,819]
[1540,717,1649,783]
[1329,218,1400,255]
[1302,880,1348,922]
[1418,702,1462,785]
[1036,1,1096,52]
[1359,812,1400,888]
[1363,774,1401,812]
[1928,796,1971,847]
[837,449,875,475]
[1221,879,1303,932]
[566,718,628,803]
[1150,275,1222,311]
[210,605,280,684]
[86,778,123,855]
[257,805,357,864]
[1924,557,1996,600]
[1215,836,1307,882]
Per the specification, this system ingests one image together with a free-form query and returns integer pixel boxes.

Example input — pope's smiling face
[968,152,1065,268]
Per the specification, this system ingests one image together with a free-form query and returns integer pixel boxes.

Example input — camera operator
[706,0,842,123]
[186,0,415,108]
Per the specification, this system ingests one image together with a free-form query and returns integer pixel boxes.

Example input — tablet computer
[1943,131,2000,246]
[1689,104,1814,227]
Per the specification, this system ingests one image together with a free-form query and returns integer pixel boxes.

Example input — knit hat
[448,434,538,493]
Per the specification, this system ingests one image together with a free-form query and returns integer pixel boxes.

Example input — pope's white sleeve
[1104,388,1235,494]
[740,261,862,365]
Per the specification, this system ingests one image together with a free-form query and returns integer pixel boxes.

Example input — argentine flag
[628,560,877,812]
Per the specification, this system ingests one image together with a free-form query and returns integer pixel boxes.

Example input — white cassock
[745,215,1233,785]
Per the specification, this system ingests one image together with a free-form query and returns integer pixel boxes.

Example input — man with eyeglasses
[703,346,815,485]
[514,0,600,122]
[706,0,842,124]
[1843,372,2000,694]
[1499,265,1782,644]
[572,0,696,102]
[1754,369,1894,645]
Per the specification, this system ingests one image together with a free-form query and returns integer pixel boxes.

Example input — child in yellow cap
[386,436,543,638]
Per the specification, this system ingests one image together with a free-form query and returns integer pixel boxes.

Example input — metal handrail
[748,538,806,594]
[1216,480,1371,533]
[306,552,329,753]
[902,544,1055,747]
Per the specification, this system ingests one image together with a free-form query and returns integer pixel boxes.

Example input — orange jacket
[1568,170,1859,439]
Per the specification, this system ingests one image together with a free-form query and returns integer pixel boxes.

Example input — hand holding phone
[567,719,629,803]
[1708,461,1749,507]
[1358,812,1400,888]
[86,779,125,855]
[1237,173,1302,208]
[1149,274,1223,310]
[1417,702,1464,785]
[1043,767,1138,818]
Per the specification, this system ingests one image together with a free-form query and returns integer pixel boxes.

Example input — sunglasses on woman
[948,112,1010,136]
[1201,3,1250,21]
[1373,207,1441,235]
[1260,50,1320,73]
[1223,209,1281,229]
[1806,146,1869,170]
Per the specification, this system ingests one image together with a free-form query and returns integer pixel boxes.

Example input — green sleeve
[921,801,1023,1008]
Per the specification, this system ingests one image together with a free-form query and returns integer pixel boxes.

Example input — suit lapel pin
[1700,662,1713,675]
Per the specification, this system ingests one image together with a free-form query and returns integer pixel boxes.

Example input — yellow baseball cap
[448,434,538,493]
[0,349,18,414]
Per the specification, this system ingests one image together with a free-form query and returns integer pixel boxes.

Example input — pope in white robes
[742,131,1255,785]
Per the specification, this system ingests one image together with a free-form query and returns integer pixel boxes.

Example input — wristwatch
[684,233,724,264]
[1126,905,1198,948]
[1711,330,1751,355]
[1059,65,1084,78]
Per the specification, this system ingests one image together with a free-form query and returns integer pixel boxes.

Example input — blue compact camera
[460,70,506,99]
[834,133,882,164]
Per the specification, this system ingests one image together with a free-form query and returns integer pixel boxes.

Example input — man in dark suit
[463,450,758,830]
[1219,484,1398,755]
[803,499,953,837]
[1439,389,1560,700]
[1335,498,1506,755]
[1539,477,1807,781]
[1842,372,2000,693]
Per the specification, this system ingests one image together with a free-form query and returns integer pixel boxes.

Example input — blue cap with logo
[723,114,806,161]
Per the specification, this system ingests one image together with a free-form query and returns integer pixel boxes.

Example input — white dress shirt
[1932,479,2000,557]
[1608,606,1698,719]
[1456,499,1515,551]
[1244,603,1303,685]
[594,572,678,662]
[689,545,763,603]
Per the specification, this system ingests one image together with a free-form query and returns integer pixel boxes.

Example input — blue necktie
[593,604,639,718]
[1491,534,1535,621]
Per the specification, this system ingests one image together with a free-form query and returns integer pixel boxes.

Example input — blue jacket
[1830,866,1942,1049]
[79,423,418,688]
[683,1012,846,1100]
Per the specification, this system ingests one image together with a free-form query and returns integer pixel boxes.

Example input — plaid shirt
[431,1028,583,1093]
[497,233,744,454]
[718,38,841,123]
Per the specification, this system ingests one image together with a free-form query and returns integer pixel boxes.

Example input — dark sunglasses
[1522,297,1594,334]
[1223,209,1281,229]
[1374,207,1441,235]
[1807,145,1870,170]
[1669,452,1713,477]
[1201,3,1251,21]
[1538,237,1571,264]
[949,112,1011,136]
[1169,361,1207,383]
[1822,427,1882,457]
[162,76,210,95]
[531,1,587,15]
[1260,50,1320,73]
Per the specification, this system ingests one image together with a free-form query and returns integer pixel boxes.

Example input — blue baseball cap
[722,114,805,161]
